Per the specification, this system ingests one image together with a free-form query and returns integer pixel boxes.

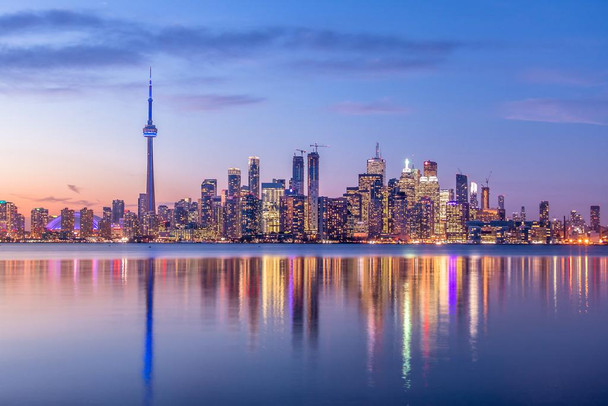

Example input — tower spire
[148,67,153,125]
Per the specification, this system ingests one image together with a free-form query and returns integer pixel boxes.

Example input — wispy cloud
[12,194,98,207]
[502,98,608,125]
[67,184,81,194]
[169,94,265,111]
[521,68,607,87]
[331,99,412,115]
[0,9,465,79]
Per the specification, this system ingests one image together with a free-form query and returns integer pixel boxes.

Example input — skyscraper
[423,161,438,177]
[30,207,49,239]
[481,186,490,210]
[227,168,241,197]
[80,207,94,239]
[248,157,260,199]
[262,181,284,235]
[142,69,158,214]
[455,174,468,203]
[366,142,386,184]
[498,195,505,210]
[539,201,550,225]
[590,205,600,233]
[201,179,217,198]
[470,182,479,210]
[111,200,125,225]
[307,149,320,235]
[290,153,305,196]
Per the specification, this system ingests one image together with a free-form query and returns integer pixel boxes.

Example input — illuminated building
[280,194,306,240]
[423,160,437,177]
[391,193,408,239]
[290,153,305,196]
[398,159,420,209]
[366,142,386,184]
[498,195,505,211]
[307,149,320,236]
[470,182,479,210]
[99,207,112,240]
[223,197,241,239]
[539,201,549,226]
[343,187,363,239]
[418,171,440,236]
[201,179,217,197]
[138,193,148,222]
[141,211,159,238]
[60,208,75,237]
[481,186,490,210]
[358,173,383,238]
[408,197,434,241]
[318,197,348,241]
[241,193,261,238]
[79,207,94,238]
[439,189,454,222]
[228,168,241,197]
[123,211,138,239]
[262,182,284,235]
[456,174,468,203]
[248,157,260,199]
[446,201,469,243]
[30,207,49,239]
[591,205,600,233]
[111,200,124,225]
[142,69,158,214]
[0,201,19,239]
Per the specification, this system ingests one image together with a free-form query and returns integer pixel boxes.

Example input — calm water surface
[1,244,608,405]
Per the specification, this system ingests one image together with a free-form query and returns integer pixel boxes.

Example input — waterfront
[1,245,607,404]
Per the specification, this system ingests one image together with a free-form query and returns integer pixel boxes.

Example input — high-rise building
[366,142,386,184]
[539,201,550,225]
[481,186,490,210]
[456,174,468,203]
[470,182,479,210]
[248,157,260,199]
[423,161,438,177]
[498,195,505,211]
[60,208,75,237]
[138,193,148,221]
[111,200,125,225]
[398,158,420,209]
[521,206,526,221]
[590,205,600,233]
[358,173,383,238]
[100,207,112,240]
[227,168,241,197]
[201,179,217,197]
[290,153,305,196]
[446,201,469,243]
[280,194,306,241]
[142,69,158,214]
[307,150,320,236]
[261,182,284,235]
[408,197,434,241]
[79,207,94,239]
[30,207,49,239]
[318,197,348,241]
[241,193,261,238]
[122,211,138,239]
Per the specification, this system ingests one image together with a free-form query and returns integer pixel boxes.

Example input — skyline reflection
[1,252,607,404]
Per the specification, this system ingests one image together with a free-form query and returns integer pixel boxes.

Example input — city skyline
[0,1,607,219]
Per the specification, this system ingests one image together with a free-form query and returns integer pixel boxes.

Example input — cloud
[0,9,464,76]
[502,98,608,125]
[11,194,97,207]
[521,69,607,87]
[331,99,412,115]
[169,94,265,111]
[67,184,81,194]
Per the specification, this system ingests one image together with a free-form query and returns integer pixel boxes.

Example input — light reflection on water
[1,249,608,404]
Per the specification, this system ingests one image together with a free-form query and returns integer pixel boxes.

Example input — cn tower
[143,68,157,214]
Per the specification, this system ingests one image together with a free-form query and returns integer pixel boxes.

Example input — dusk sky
[1,1,607,220]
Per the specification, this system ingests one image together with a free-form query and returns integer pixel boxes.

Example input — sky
[0,0,607,221]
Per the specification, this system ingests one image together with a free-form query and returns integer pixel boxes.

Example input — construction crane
[309,143,329,153]
[295,149,306,156]
[485,171,493,188]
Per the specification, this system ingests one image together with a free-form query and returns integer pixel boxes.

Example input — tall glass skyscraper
[291,154,305,195]
[248,157,260,199]
[307,150,320,235]
[455,174,468,203]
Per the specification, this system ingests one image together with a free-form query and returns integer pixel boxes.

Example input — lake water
[1,244,607,405]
